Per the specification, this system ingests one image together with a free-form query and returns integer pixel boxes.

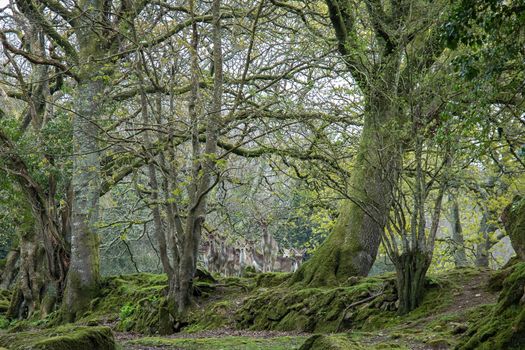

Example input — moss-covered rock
[77,273,167,332]
[458,262,525,350]
[76,271,256,334]
[299,334,364,350]
[237,275,396,333]
[256,272,292,288]
[238,268,478,334]
[0,325,115,350]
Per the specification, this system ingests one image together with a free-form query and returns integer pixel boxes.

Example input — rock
[0,326,116,350]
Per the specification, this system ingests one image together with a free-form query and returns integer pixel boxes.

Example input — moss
[0,325,115,350]
[299,334,364,350]
[128,335,307,349]
[184,300,235,333]
[0,315,10,329]
[291,200,366,287]
[503,196,525,260]
[238,268,482,334]
[298,334,407,350]
[458,263,525,350]
[237,275,392,333]
[256,272,292,288]
[75,273,167,333]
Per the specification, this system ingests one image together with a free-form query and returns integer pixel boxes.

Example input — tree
[293,0,450,286]
[383,121,451,314]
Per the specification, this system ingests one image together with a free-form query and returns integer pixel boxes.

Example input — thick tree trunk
[395,251,431,315]
[292,101,401,286]
[0,131,70,318]
[62,77,103,322]
[7,222,64,319]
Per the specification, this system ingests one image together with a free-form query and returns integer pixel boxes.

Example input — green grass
[127,336,307,350]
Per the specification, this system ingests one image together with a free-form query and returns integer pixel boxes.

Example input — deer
[291,248,307,272]
[242,239,264,273]
[275,250,294,272]
[200,233,222,274]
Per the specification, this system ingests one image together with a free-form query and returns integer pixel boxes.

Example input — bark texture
[0,247,19,289]
[62,5,107,317]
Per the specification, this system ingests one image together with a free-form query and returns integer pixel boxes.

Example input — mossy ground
[125,335,306,349]
[0,325,115,350]
[0,266,503,349]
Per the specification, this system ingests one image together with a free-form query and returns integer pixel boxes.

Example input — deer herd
[199,232,306,276]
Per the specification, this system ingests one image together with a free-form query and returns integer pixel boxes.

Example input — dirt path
[363,269,498,350]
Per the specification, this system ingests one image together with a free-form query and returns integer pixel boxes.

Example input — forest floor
[0,268,500,350]
[115,269,497,350]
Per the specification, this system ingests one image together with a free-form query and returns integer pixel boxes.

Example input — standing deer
[243,240,264,272]
[275,253,294,272]
[291,248,307,272]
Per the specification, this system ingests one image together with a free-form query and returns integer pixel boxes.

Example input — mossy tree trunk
[62,77,103,321]
[475,212,494,267]
[6,202,69,319]
[292,112,401,285]
[0,130,70,318]
[62,1,107,321]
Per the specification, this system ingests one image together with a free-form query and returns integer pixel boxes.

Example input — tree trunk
[172,0,223,318]
[475,212,497,267]
[7,223,63,319]
[395,251,431,315]
[0,130,70,318]
[0,247,19,289]
[292,100,401,286]
[449,194,468,267]
[62,77,103,322]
